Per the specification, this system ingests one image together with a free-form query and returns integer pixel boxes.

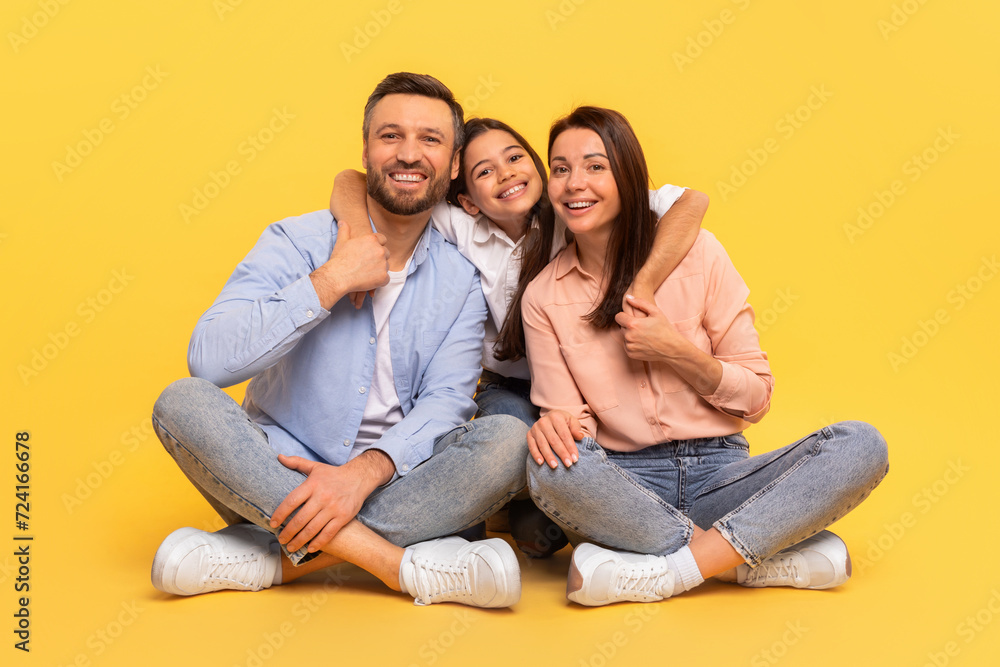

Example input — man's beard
[367,162,452,216]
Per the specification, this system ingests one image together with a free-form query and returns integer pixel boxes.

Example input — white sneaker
[567,543,676,606]
[716,530,851,590]
[400,536,520,608]
[151,524,280,596]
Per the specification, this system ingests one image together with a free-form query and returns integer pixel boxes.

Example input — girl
[522,106,888,605]
[330,117,708,557]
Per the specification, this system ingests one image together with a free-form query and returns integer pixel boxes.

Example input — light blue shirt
[187,210,487,478]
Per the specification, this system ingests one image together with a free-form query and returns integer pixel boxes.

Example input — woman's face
[547,127,621,240]
[457,129,543,227]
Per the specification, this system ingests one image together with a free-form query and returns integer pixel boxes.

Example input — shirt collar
[370,214,434,276]
[470,213,514,247]
[472,212,541,248]
[553,240,592,281]
[407,221,433,274]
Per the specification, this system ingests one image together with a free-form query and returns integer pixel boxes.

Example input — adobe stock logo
[672,0,753,72]
[18,269,134,385]
[51,66,169,182]
[715,85,833,202]
[887,255,996,372]
[340,0,408,63]
[179,107,296,223]
[8,0,72,53]
[844,127,958,244]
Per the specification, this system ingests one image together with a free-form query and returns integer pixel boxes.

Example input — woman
[330,117,707,557]
[522,106,889,605]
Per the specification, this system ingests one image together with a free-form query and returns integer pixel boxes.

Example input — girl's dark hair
[445,118,556,362]
[547,106,657,329]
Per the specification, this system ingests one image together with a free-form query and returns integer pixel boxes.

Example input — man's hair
[362,72,465,151]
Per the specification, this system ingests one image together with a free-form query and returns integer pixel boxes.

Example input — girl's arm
[329,170,376,309]
[330,169,372,238]
[625,187,710,314]
[329,170,478,252]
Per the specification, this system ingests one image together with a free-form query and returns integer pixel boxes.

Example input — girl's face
[457,129,544,227]
[548,127,621,240]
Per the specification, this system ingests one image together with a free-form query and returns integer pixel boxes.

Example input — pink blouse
[522,230,773,451]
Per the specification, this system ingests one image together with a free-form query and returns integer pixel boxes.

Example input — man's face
[363,94,460,216]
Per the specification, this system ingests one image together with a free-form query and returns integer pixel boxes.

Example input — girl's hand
[622,278,656,318]
[615,294,685,362]
[528,410,583,469]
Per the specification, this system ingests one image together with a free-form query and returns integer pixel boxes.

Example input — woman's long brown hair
[546,106,657,329]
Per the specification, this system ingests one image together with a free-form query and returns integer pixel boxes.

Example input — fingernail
[563,458,572,467]
[626,294,634,300]
[572,454,578,462]
[536,458,544,465]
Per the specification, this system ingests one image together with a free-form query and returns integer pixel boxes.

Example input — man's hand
[309,221,390,310]
[614,294,685,362]
[269,455,374,553]
[528,410,584,469]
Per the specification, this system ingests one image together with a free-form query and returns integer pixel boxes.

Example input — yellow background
[3,0,998,665]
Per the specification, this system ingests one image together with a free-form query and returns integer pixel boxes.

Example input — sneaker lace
[612,561,674,601]
[745,555,802,586]
[205,551,268,590]
[410,557,471,605]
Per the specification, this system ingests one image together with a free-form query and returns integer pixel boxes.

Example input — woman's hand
[528,410,584,469]
[614,294,685,362]
[616,294,724,396]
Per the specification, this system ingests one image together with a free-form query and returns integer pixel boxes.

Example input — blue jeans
[474,370,540,427]
[152,377,530,565]
[526,421,888,566]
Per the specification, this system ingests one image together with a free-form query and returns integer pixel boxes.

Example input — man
[150,72,528,608]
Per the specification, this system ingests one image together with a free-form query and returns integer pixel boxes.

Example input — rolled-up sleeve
[188,221,331,387]
[698,236,773,422]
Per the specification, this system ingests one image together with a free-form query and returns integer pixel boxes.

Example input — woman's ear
[457,193,480,217]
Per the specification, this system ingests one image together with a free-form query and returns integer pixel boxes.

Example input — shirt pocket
[671,312,703,335]
[559,339,620,412]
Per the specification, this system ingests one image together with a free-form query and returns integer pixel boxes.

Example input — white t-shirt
[351,258,411,455]
[429,184,687,380]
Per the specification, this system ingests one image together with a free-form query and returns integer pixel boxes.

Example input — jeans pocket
[720,434,749,451]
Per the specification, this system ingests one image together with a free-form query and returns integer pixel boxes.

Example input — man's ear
[456,193,480,217]
[361,140,369,169]
[450,149,460,180]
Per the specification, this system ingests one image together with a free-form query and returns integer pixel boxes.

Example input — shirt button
[306,309,314,318]
[401,463,409,472]
[359,386,366,394]
[342,439,350,447]
[369,337,376,345]
[648,418,656,425]
[640,381,647,388]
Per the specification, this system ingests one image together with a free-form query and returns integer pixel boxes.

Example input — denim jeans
[474,370,540,427]
[526,421,888,566]
[152,377,530,565]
